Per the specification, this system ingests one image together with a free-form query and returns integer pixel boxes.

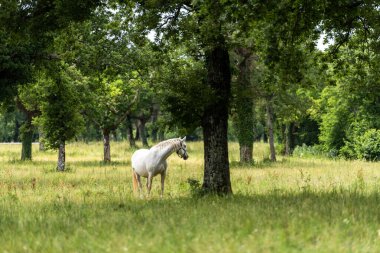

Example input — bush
[293,144,325,158]
[356,129,380,161]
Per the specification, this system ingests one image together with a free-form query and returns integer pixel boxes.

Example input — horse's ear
[181,136,186,142]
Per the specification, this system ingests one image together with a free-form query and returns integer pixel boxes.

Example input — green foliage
[340,121,380,161]
[356,129,380,162]
[0,28,32,100]
[310,34,380,157]
[293,144,325,158]
[84,76,138,131]
[158,52,209,131]
[38,64,86,149]
[0,110,23,142]
[0,0,100,102]
[55,3,146,137]
[312,86,351,151]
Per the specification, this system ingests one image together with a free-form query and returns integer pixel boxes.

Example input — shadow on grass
[2,190,379,253]
[12,189,380,220]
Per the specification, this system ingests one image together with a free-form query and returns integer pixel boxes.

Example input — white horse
[131,137,188,197]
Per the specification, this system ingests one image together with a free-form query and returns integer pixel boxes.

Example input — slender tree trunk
[134,121,140,141]
[126,115,136,148]
[113,130,118,142]
[151,104,159,142]
[158,131,165,141]
[285,123,291,156]
[57,142,65,171]
[202,45,232,194]
[266,99,276,162]
[285,122,296,156]
[138,119,148,147]
[103,129,111,163]
[21,121,33,160]
[263,131,268,143]
[234,47,255,163]
[39,127,45,151]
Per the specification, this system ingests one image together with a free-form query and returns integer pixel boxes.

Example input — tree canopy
[0,0,379,187]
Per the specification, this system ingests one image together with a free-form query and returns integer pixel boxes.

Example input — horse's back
[131,149,150,177]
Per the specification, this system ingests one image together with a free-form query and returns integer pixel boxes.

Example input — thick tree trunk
[240,145,253,163]
[202,45,232,194]
[21,122,33,160]
[234,47,255,163]
[103,129,111,163]
[126,115,136,148]
[17,98,36,160]
[57,142,65,171]
[266,99,276,162]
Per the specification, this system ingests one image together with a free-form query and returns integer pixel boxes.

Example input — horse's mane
[151,138,181,150]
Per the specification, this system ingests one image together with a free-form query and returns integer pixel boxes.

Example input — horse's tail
[132,169,138,193]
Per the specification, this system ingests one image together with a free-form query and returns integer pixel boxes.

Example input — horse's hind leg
[134,171,143,198]
[146,172,153,197]
[160,171,166,198]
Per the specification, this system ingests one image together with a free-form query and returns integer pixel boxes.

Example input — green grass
[1,141,380,252]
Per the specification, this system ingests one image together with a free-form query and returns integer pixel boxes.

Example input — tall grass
[0,141,380,252]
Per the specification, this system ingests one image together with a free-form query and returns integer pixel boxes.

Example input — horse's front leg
[160,171,166,198]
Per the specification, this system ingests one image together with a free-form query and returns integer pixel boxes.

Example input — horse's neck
[153,140,179,161]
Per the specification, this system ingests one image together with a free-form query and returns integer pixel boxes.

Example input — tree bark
[21,121,33,160]
[263,131,268,143]
[103,129,111,163]
[38,127,45,151]
[138,119,148,147]
[158,131,165,141]
[240,145,253,163]
[202,45,232,194]
[126,115,136,148]
[16,97,37,160]
[134,121,140,141]
[266,99,276,162]
[57,142,65,171]
[234,47,255,163]
[284,123,291,156]
[151,104,159,142]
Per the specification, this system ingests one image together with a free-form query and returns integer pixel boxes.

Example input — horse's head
[177,136,189,160]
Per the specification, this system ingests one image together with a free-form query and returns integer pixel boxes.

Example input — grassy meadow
[1,141,380,252]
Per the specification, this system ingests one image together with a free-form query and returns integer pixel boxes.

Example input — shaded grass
[0,141,380,252]
[1,191,380,252]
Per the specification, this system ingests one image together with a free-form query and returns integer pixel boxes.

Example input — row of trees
[1,0,379,194]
